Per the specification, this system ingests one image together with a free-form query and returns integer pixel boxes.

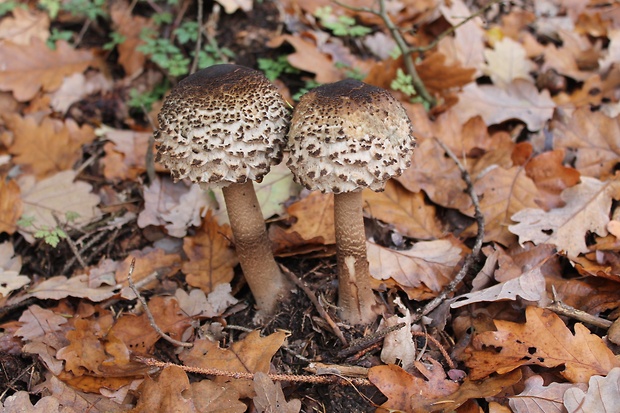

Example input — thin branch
[126,258,193,348]
[189,0,204,74]
[411,138,484,323]
[337,322,406,358]
[133,356,373,386]
[280,263,348,346]
[411,331,456,369]
[546,288,612,329]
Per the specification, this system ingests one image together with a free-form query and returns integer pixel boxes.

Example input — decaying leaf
[465,306,620,382]
[27,275,117,302]
[509,375,586,413]
[510,177,620,257]
[174,285,238,318]
[191,379,247,413]
[0,7,49,45]
[564,367,620,413]
[253,372,302,413]
[129,366,196,413]
[1,391,60,413]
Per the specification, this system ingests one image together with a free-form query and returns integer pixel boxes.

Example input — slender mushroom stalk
[154,64,291,316]
[287,79,415,325]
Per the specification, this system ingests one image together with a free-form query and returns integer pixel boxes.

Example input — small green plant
[46,28,74,49]
[17,212,80,248]
[293,79,322,101]
[258,55,300,81]
[128,82,169,112]
[175,21,200,45]
[104,31,126,51]
[195,38,235,69]
[152,11,173,25]
[63,0,108,20]
[138,28,190,76]
[334,62,366,81]
[390,68,416,97]
[314,6,372,37]
[0,1,21,17]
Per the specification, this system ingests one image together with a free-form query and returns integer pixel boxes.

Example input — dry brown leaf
[509,375,586,413]
[465,306,620,382]
[438,0,485,71]
[453,80,556,130]
[191,379,247,413]
[0,39,96,101]
[415,51,476,97]
[110,1,151,76]
[0,7,49,45]
[268,34,342,83]
[473,166,540,246]
[5,115,95,178]
[15,304,68,342]
[1,391,60,412]
[27,275,117,302]
[525,149,581,210]
[0,176,21,234]
[174,285,238,319]
[553,107,620,179]
[368,238,464,298]
[50,72,112,114]
[564,367,620,412]
[115,247,182,298]
[283,191,336,245]
[129,366,196,413]
[179,331,286,398]
[483,37,535,87]
[363,180,444,240]
[253,372,302,413]
[510,177,620,257]
[102,129,155,181]
[369,359,460,413]
[182,212,237,294]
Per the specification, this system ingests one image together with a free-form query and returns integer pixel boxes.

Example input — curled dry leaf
[465,306,620,382]
[0,38,96,101]
[510,177,620,257]
[564,367,620,413]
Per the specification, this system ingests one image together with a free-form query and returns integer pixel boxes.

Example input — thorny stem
[126,258,193,348]
[410,138,485,324]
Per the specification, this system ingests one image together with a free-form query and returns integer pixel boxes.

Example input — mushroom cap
[286,79,415,193]
[154,64,291,188]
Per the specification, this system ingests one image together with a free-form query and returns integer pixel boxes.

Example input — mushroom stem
[333,191,379,325]
[222,181,290,315]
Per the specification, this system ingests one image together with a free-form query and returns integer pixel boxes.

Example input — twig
[133,356,373,386]
[280,264,348,346]
[126,258,193,348]
[411,331,456,369]
[189,0,204,74]
[411,138,484,323]
[337,322,406,358]
[546,288,612,329]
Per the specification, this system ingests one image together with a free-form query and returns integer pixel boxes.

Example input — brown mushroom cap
[155,64,290,188]
[286,79,415,193]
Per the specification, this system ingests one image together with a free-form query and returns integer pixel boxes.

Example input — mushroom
[286,79,415,325]
[154,64,291,316]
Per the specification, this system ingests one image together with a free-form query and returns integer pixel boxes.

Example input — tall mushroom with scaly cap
[154,64,291,317]
[287,79,415,325]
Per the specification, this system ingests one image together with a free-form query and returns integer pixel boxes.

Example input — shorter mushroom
[154,64,291,317]
[287,79,415,325]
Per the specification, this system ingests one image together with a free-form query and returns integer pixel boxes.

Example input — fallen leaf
[465,306,620,382]
[564,367,620,413]
[0,38,96,101]
[438,0,485,72]
[110,0,151,76]
[363,180,444,240]
[525,149,581,210]
[253,372,302,413]
[283,191,336,245]
[182,212,238,294]
[50,72,112,114]
[553,107,620,179]
[368,238,464,298]
[0,270,30,297]
[509,375,587,413]
[1,391,60,413]
[483,37,535,87]
[380,298,416,371]
[115,247,182,299]
[191,379,247,413]
[27,275,117,302]
[509,177,620,257]
[473,166,540,245]
[453,80,556,130]
[451,266,547,308]
[5,115,96,178]
[102,128,157,181]
[15,304,68,342]
[179,331,286,398]
[129,366,196,413]
[174,285,238,318]
[369,359,460,413]
[0,8,49,45]
[216,0,253,13]
[0,176,22,234]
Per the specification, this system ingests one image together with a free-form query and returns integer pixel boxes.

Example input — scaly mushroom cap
[155,64,290,188]
[286,79,415,193]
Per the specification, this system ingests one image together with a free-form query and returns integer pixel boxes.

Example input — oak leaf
[0,176,22,234]
[525,149,581,210]
[0,7,49,45]
[27,275,117,302]
[282,191,336,245]
[102,128,156,181]
[564,367,620,413]
[368,238,464,298]
[465,306,620,382]
[182,212,238,294]
[453,80,556,130]
[253,372,302,413]
[191,379,247,413]
[179,331,286,398]
[110,0,151,76]
[509,375,586,413]
[129,366,197,413]
[483,37,535,87]
[0,39,96,101]
[6,115,95,178]
[369,359,459,413]
[363,180,444,240]
[510,177,620,257]
[1,391,60,413]
[553,107,620,179]
[115,247,182,299]
[174,285,238,318]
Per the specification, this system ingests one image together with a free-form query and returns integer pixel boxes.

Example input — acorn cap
[286,79,415,194]
[154,64,290,188]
